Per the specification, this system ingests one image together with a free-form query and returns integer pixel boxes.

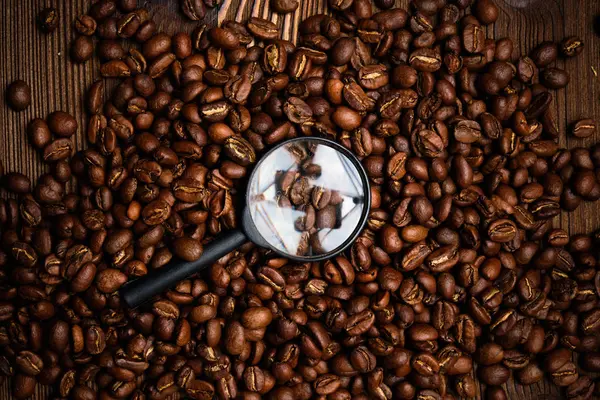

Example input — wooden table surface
[0,0,599,399]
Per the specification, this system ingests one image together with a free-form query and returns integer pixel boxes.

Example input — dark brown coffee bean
[38,7,58,33]
[243,366,265,392]
[13,374,37,399]
[96,268,127,293]
[209,27,240,50]
[581,352,600,372]
[375,0,394,9]
[565,376,595,400]
[224,136,256,166]
[5,172,31,194]
[561,36,584,57]
[72,385,97,400]
[15,351,44,376]
[101,60,131,77]
[247,17,279,40]
[86,80,105,115]
[173,237,203,261]
[89,0,117,21]
[181,0,206,21]
[27,118,52,149]
[48,111,78,137]
[242,307,273,329]
[75,15,97,36]
[531,41,558,67]
[409,48,441,72]
[373,9,408,31]
[517,56,537,83]
[541,67,570,89]
[186,380,215,399]
[524,91,552,120]
[71,36,94,63]
[6,80,31,111]
[463,24,485,53]
[314,374,341,395]
[142,199,171,225]
[473,0,499,24]
[551,361,578,387]
[517,363,543,385]
[479,364,510,386]
[571,119,596,138]
[271,0,299,14]
[43,139,73,163]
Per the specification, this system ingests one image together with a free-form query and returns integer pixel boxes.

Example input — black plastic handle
[120,229,247,309]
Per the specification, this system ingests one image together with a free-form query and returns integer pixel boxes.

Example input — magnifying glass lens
[247,138,368,259]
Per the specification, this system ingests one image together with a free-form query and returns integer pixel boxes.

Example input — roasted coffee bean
[2,3,600,400]
[15,351,44,376]
[247,17,279,40]
[242,307,273,329]
[48,111,78,137]
[271,0,299,14]
[43,139,74,163]
[479,364,510,386]
[5,172,31,193]
[28,118,52,149]
[531,41,558,67]
[13,374,37,399]
[96,268,127,293]
[541,68,570,89]
[173,237,203,261]
[474,0,499,24]
[181,0,206,21]
[517,363,544,385]
[74,15,97,36]
[101,60,131,77]
[71,36,94,63]
[571,119,596,138]
[560,36,584,57]
[6,80,31,111]
[38,7,58,32]
[463,24,485,53]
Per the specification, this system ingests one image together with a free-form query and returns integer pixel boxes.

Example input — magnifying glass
[121,137,371,309]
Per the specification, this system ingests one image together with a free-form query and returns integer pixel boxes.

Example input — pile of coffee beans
[1,0,600,399]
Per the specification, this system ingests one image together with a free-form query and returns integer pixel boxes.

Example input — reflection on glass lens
[248,138,367,259]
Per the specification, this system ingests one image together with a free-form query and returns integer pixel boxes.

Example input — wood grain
[0,0,599,399]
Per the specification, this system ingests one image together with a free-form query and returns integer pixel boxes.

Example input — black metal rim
[245,137,372,262]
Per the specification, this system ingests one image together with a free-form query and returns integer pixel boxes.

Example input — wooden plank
[0,0,599,399]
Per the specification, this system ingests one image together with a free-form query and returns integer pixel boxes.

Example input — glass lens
[247,138,368,259]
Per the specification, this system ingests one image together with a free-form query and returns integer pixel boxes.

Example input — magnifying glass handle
[120,229,247,309]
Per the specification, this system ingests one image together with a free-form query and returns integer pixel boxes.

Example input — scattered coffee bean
[571,119,596,138]
[38,7,58,33]
[6,80,31,111]
[271,0,299,14]
[561,36,584,57]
